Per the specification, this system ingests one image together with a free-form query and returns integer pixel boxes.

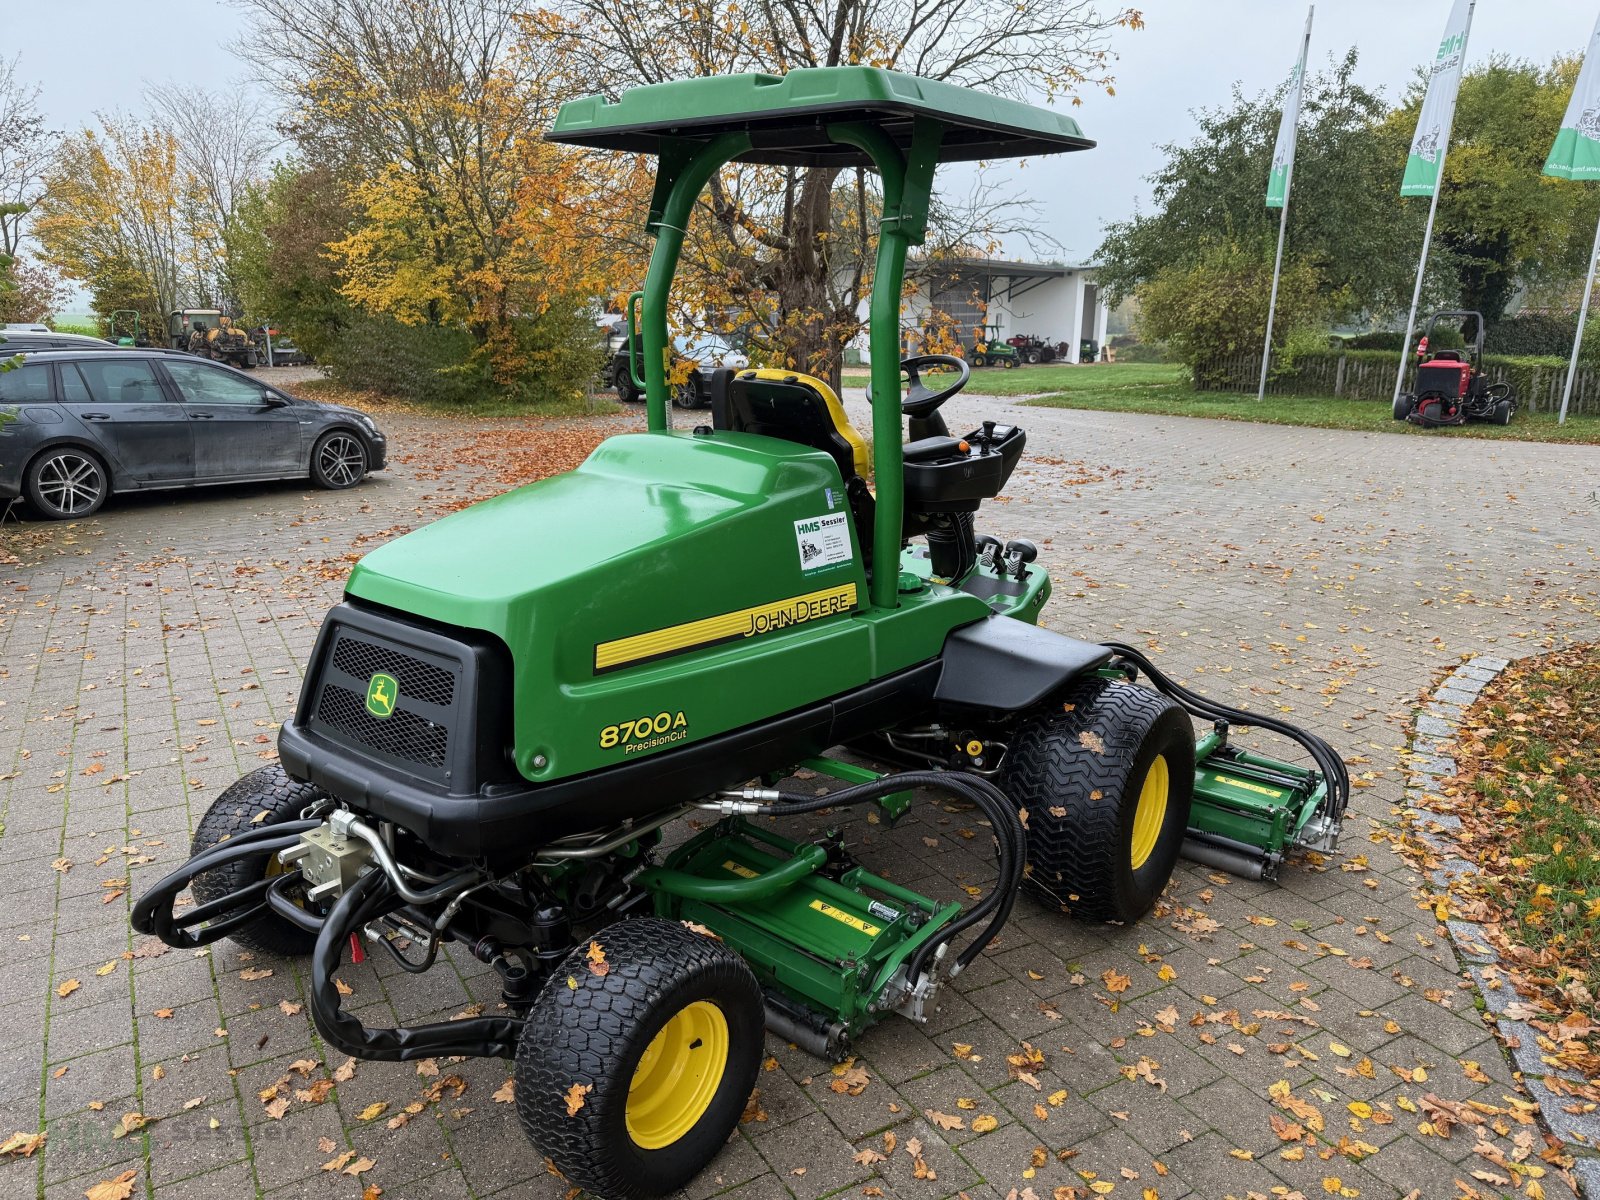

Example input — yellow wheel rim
[1129,754,1170,871]
[626,1000,729,1150]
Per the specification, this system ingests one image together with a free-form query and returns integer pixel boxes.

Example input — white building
[853,257,1111,366]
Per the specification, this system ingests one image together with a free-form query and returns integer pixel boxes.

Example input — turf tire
[189,765,327,957]
[514,918,763,1200]
[1393,393,1417,421]
[1492,398,1512,426]
[1003,676,1195,923]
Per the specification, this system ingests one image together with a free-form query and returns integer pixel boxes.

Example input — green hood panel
[343,430,986,782]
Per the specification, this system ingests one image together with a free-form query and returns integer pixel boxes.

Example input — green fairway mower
[133,67,1346,1200]
[970,322,1019,368]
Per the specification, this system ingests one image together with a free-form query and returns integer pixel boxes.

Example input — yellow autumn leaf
[358,1102,387,1121]
[563,1082,592,1117]
[970,1114,999,1133]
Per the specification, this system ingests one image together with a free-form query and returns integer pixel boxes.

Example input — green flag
[1266,9,1313,209]
[1545,13,1600,180]
[1401,0,1473,197]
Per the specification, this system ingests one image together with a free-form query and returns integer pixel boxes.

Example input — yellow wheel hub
[626,1000,729,1150]
[1129,753,1170,870]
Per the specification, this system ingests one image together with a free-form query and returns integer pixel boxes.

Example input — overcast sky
[6,0,1598,268]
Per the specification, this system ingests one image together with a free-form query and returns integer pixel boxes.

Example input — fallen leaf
[492,1079,515,1104]
[0,1131,46,1157]
[84,1171,138,1200]
[564,1082,592,1117]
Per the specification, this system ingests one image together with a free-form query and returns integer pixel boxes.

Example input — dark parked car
[0,330,117,357]
[0,350,387,519]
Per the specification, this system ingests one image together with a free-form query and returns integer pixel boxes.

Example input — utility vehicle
[1394,310,1515,427]
[135,67,1345,1200]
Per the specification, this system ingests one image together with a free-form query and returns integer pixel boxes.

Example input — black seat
[712,370,870,486]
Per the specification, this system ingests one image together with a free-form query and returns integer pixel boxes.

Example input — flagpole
[1393,0,1476,407]
[1260,5,1314,402]
[1559,210,1600,425]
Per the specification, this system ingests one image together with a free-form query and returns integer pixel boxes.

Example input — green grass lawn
[844,362,1600,444]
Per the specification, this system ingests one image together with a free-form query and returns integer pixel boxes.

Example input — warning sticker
[808,899,880,937]
[794,512,853,573]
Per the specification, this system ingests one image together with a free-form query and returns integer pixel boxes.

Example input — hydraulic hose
[753,770,1024,981]
[309,869,524,1061]
[132,820,322,948]
[1098,642,1349,824]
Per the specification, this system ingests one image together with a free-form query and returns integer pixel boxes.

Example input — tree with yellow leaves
[32,115,220,331]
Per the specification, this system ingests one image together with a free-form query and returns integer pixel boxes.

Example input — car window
[60,364,93,403]
[164,360,271,406]
[72,358,168,405]
[0,363,53,402]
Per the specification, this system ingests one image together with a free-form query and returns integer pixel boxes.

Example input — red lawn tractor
[1393,311,1515,428]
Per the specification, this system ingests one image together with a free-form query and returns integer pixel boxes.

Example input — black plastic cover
[935,614,1111,712]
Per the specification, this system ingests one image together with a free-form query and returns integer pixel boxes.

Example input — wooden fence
[1197,351,1600,416]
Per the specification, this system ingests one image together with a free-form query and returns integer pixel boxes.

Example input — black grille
[316,683,449,769]
[331,634,456,707]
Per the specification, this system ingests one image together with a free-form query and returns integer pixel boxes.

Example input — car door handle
[189,412,214,419]
[81,412,110,420]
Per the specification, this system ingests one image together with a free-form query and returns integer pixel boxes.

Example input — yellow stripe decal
[721,860,759,879]
[808,899,880,937]
[595,583,857,672]
[1216,773,1285,799]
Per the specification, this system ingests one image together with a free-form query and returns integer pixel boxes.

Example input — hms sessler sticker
[794,512,853,573]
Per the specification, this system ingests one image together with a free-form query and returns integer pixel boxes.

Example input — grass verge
[844,363,1600,444]
[1417,646,1600,1024]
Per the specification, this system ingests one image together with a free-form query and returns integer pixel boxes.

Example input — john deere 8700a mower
[134,68,1346,1200]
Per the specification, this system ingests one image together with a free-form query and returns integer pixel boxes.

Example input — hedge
[1195,348,1600,414]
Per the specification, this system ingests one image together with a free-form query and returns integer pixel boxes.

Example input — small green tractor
[135,67,1345,1200]
[969,321,1018,368]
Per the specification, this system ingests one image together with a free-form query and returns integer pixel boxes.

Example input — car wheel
[310,431,368,489]
[25,447,109,520]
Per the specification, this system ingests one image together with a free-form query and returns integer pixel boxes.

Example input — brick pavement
[1,395,1596,1200]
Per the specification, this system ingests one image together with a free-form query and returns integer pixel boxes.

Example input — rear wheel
[25,447,109,520]
[1026,350,1041,364]
[311,430,368,489]
[1003,676,1195,923]
[1492,399,1512,425]
[190,765,326,957]
[972,353,987,368]
[515,918,763,1200]
[1000,356,1017,370]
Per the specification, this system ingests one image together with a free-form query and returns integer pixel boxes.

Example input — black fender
[934,613,1112,713]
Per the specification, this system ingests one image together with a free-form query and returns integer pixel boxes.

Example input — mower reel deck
[131,65,1349,1200]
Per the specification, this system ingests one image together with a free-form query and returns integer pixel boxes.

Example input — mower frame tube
[636,118,945,611]
[757,769,1022,980]
[637,843,829,903]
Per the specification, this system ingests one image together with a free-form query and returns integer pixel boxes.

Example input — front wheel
[1003,676,1195,923]
[310,430,368,489]
[190,765,327,957]
[515,918,763,1200]
[972,353,987,368]
[25,447,109,519]
[1393,393,1417,422]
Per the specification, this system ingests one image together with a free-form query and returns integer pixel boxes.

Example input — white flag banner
[1402,0,1472,196]
[1266,12,1312,209]
[1546,11,1600,180]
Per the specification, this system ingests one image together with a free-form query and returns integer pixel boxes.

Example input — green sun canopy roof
[546,66,1093,167]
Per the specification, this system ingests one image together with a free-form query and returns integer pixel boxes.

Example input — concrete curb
[1403,654,1599,1198]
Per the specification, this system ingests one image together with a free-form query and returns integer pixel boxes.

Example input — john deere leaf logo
[365,673,398,719]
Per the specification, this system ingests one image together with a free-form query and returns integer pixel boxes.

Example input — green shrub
[1484,313,1577,357]
[1137,242,1324,387]
[325,308,603,409]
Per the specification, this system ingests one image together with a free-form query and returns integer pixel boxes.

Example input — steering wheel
[900,354,971,418]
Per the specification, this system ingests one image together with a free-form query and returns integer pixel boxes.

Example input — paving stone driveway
[1,393,1596,1200]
